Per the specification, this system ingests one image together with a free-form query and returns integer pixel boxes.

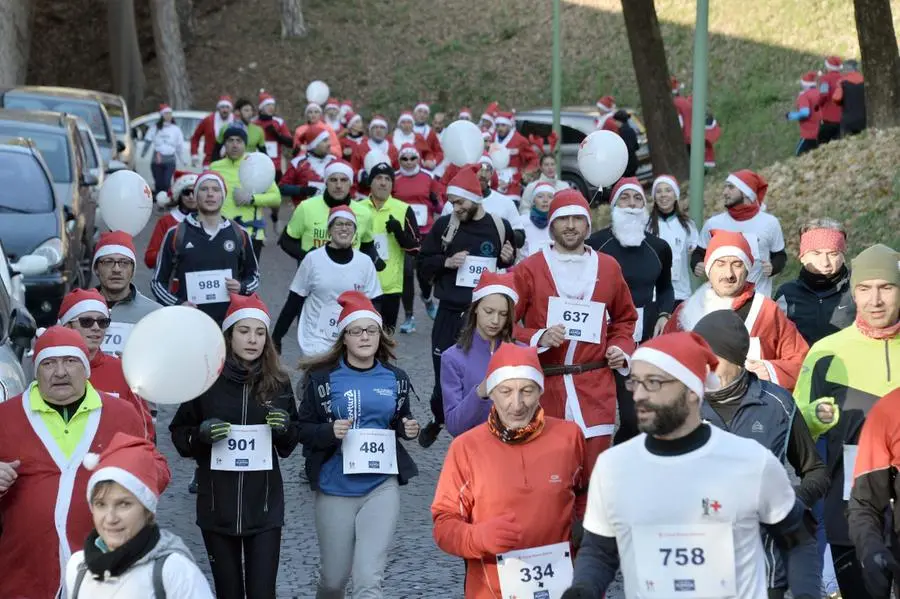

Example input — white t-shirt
[144,122,185,158]
[583,425,795,599]
[442,189,524,231]
[654,216,700,301]
[290,247,382,357]
[520,217,552,260]
[700,211,785,297]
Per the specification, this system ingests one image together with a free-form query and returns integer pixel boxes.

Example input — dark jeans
[818,121,841,144]
[402,254,434,316]
[150,157,177,194]
[378,293,402,334]
[429,306,466,423]
[796,137,819,156]
[202,527,282,599]
[251,238,263,261]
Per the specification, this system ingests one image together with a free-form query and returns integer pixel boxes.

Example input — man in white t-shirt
[562,332,819,599]
[692,170,787,297]
[271,205,381,356]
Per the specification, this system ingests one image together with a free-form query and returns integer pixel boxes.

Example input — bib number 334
[497,541,573,599]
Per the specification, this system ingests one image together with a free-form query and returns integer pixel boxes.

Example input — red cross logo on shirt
[710,500,722,512]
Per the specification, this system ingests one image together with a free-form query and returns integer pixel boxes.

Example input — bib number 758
[519,563,555,583]
[660,547,706,566]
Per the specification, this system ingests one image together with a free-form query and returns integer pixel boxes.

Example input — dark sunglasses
[77,316,111,329]
[400,156,417,162]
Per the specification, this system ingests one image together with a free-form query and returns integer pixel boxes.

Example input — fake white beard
[399,164,420,176]
[611,206,650,247]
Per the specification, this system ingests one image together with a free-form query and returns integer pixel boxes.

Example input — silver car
[0,240,46,402]
[131,109,208,186]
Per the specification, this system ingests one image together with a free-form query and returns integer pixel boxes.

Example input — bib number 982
[660,547,706,566]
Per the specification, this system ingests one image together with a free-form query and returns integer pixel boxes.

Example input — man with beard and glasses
[417,166,517,447]
[666,230,808,391]
[561,332,820,599]
[513,189,638,477]
[692,170,787,297]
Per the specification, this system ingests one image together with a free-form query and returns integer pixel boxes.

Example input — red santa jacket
[340,133,366,160]
[90,350,155,440]
[392,169,445,235]
[818,70,844,124]
[704,118,722,167]
[673,95,693,144]
[0,384,160,598]
[292,122,342,157]
[253,115,293,174]
[513,247,638,438]
[494,129,539,173]
[413,124,444,165]
[190,112,232,166]
[350,138,400,174]
[281,153,334,205]
[664,282,809,390]
[795,88,822,141]
[144,209,184,269]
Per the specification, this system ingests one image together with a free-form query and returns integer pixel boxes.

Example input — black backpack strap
[152,553,171,599]
[229,220,248,272]
[440,213,460,252]
[169,221,187,285]
[71,562,89,599]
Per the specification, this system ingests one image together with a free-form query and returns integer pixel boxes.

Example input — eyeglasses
[624,377,681,392]
[346,325,381,337]
[76,316,112,329]
[96,258,134,269]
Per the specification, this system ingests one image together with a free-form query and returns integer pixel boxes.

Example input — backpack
[440,211,506,252]
[168,219,247,285]
[71,553,175,599]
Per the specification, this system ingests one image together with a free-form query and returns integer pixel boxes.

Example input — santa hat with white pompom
[83,432,170,513]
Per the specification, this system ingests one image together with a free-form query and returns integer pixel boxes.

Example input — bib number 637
[562,310,589,323]
[660,547,706,566]
[519,563,555,583]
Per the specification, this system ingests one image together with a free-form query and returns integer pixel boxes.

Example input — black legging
[613,371,639,444]
[378,293,402,334]
[401,254,434,317]
[202,528,281,599]
[429,306,466,423]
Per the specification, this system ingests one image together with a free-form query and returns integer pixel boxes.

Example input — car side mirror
[9,308,37,349]
[11,254,50,277]
[116,139,126,153]
[80,172,99,187]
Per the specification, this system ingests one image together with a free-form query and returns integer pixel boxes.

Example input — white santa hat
[195,170,227,195]
[58,288,109,325]
[305,102,322,114]
[414,102,430,114]
[34,325,92,376]
[472,270,519,305]
[703,230,754,277]
[725,169,768,205]
[631,332,720,399]
[458,107,473,120]
[824,55,843,71]
[258,91,276,110]
[327,204,357,228]
[170,170,198,202]
[222,293,270,332]
[610,177,645,208]
[596,95,616,113]
[548,189,591,229]
[324,159,354,180]
[397,111,414,125]
[651,174,681,201]
[485,343,544,394]
[800,71,818,89]
[399,143,419,158]
[336,290,382,333]
[345,111,363,128]
[532,181,557,199]
[494,111,515,127]
[83,433,170,514]
[325,97,340,111]
[446,166,483,204]
[92,231,136,268]
[369,115,388,130]
[216,95,233,109]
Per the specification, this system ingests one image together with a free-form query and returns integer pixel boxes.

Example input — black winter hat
[693,310,750,365]
[222,123,248,144]
[368,162,395,183]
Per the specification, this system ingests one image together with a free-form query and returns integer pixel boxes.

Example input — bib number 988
[660,547,706,566]
[198,279,221,290]
[469,264,487,274]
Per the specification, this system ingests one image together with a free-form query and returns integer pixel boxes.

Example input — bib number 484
[359,441,385,454]
[660,547,706,566]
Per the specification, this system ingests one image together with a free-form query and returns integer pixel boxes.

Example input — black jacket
[774,266,855,345]
[298,361,419,491]
[169,367,300,536]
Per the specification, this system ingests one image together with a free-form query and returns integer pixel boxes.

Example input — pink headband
[800,229,846,257]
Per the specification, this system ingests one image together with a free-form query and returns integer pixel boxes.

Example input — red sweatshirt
[144,209,184,269]
[392,169,446,235]
[89,351,155,440]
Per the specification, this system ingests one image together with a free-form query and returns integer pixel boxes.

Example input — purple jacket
[441,333,494,436]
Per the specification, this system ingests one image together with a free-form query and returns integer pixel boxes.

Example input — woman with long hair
[647,175,699,304]
[441,271,518,436]
[297,290,419,599]
[141,104,185,197]
[169,294,300,599]
[519,180,554,259]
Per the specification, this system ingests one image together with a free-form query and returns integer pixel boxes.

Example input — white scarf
[413,123,431,138]
[213,112,233,137]
[399,164,421,177]
[368,138,389,154]
[611,206,650,247]
[392,129,416,151]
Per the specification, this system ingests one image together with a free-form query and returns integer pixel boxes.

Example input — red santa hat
[446,166,483,204]
[58,288,109,325]
[610,177,645,207]
[83,433,170,514]
[324,159,354,180]
[325,97,340,110]
[414,102,430,114]
[631,332,720,398]
[258,91,276,110]
[369,115,388,130]
[159,104,173,115]
[533,181,557,199]
[336,290,382,333]
[472,270,519,305]
[824,55,843,71]
[397,111,414,125]
[340,99,353,110]
[34,325,91,375]
[670,76,684,94]
[725,169,768,205]
[458,107,472,120]
[485,343,544,394]
[651,174,680,201]
[195,170,227,195]
[92,231,136,267]
[704,230,755,276]
[302,125,331,149]
[549,189,591,228]
[596,95,616,113]
[800,71,818,88]
[399,143,419,158]
[170,170,198,201]
[494,110,515,127]
[216,95,233,109]
[481,102,499,123]
[222,293,270,332]
[345,111,363,128]
[327,204,357,228]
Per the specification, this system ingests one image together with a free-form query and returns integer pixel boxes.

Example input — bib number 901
[660,547,706,566]
[227,438,256,451]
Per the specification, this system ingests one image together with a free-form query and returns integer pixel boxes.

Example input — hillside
[28,0,896,178]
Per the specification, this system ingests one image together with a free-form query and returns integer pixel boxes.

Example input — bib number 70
[660,547,706,566]
[563,310,589,323]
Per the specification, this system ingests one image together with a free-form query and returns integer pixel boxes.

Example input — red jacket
[340,134,366,161]
[673,95,693,144]
[494,130,538,173]
[392,169,445,235]
[350,138,400,173]
[704,118,723,166]
[413,124,444,165]
[90,351,155,440]
[253,115,293,174]
[795,88,822,141]
[144,209,184,268]
[818,70,844,124]
[190,112,232,166]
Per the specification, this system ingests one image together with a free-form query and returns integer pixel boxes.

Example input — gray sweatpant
[314,477,400,599]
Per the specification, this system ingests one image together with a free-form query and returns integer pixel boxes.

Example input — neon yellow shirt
[32,382,103,458]
[284,195,374,251]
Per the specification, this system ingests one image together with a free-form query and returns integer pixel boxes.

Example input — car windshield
[0,125,71,182]
[4,93,110,143]
[0,151,54,213]
[104,102,127,134]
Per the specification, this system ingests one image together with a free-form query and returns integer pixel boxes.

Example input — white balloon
[364,150,391,174]
[577,130,629,188]
[122,306,226,405]
[238,152,276,194]
[442,120,484,166]
[488,143,510,171]
[306,80,330,105]
[98,170,153,236]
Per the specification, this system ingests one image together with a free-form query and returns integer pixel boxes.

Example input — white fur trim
[726,174,756,202]
[159,106,173,115]
[481,113,495,123]
[92,244,135,267]
[369,118,388,129]
[222,308,271,332]
[337,309,383,333]
[87,466,158,513]
[328,208,357,227]
[59,299,109,324]
[397,113,414,124]
[631,346,705,398]
[705,245,752,276]
[447,185,482,204]
[611,183,644,207]
[196,172,226,193]
[486,365,544,393]
[399,145,419,157]
[494,116,513,127]
[310,130,331,149]
[258,97,276,109]
[472,284,518,305]
[324,161,353,180]
[459,111,472,119]
[216,99,233,109]
[414,103,430,113]
[35,345,90,376]
[549,204,591,228]
[82,453,100,470]
[824,60,842,71]
[347,113,363,126]
[305,102,322,113]
[651,176,680,201]
[800,79,817,88]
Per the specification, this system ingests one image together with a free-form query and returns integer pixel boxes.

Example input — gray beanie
[693,310,750,365]
[850,244,900,289]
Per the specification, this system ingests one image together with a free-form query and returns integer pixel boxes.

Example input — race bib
[211,425,273,472]
[546,296,606,344]
[633,307,645,343]
[747,337,762,360]
[265,141,278,158]
[632,523,737,598]
[843,444,858,501]
[101,322,134,356]
[411,204,429,227]
[185,269,230,304]
[316,304,342,341]
[342,428,398,475]
[455,256,497,288]
[374,233,389,260]
[497,541,573,599]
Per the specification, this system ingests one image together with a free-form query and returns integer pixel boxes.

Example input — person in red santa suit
[493,110,539,184]
[144,170,197,268]
[595,95,620,133]
[292,102,341,158]
[458,107,473,122]
[392,110,434,164]
[480,101,499,134]
[350,114,400,174]
[786,71,822,156]
[817,55,844,145]
[671,76,693,149]
[338,111,365,160]
[513,189,639,475]
[324,97,343,132]
[413,102,443,169]
[666,230,809,390]
[253,91,293,180]
[58,289,155,440]
[0,326,165,599]
[191,95,234,167]
[279,125,337,206]
[703,111,722,168]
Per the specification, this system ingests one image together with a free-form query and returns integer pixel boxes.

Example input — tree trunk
[0,0,32,87]
[281,0,308,38]
[620,0,689,181]
[149,0,193,109]
[108,0,146,111]
[853,0,900,128]
[176,0,196,45]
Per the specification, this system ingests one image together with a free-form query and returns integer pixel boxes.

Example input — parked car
[0,239,42,402]
[0,85,123,165]
[514,106,653,198]
[131,109,207,186]
[90,91,135,170]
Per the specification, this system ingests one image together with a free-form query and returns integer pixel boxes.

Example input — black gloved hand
[386,215,403,235]
[862,550,900,598]
[266,408,290,436]
[560,586,599,599]
[197,418,231,444]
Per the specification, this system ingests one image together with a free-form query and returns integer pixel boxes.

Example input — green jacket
[217,122,268,154]
[210,155,282,240]
[359,196,417,295]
